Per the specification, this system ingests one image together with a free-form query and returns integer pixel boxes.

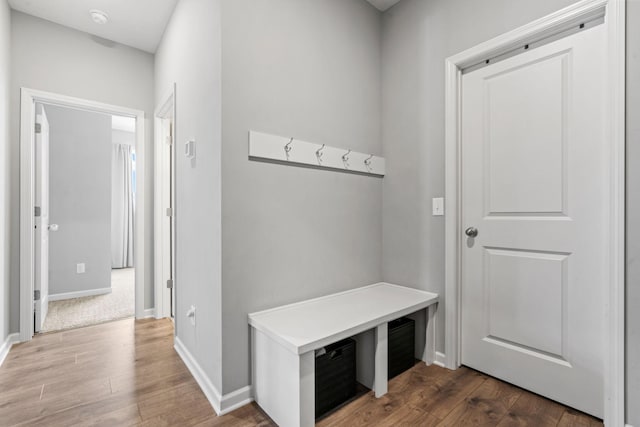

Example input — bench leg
[299,351,315,427]
[425,303,437,365]
[374,322,388,397]
[252,328,315,427]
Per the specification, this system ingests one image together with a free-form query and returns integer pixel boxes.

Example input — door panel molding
[444,0,625,424]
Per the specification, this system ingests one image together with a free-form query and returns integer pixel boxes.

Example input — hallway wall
[9,12,155,332]
[381,0,637,423]
[154,0,224,393]
[219,0,383,393]
[380,0,586,369]
[0,0,10,349]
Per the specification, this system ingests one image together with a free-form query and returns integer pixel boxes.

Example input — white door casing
[460,24,606,416]
[34,108,50,332]
[20,88,146,341]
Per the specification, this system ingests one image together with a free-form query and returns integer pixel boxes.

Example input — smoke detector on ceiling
[89,9,109,25]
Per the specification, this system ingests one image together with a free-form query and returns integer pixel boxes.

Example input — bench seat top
[248,283,439,355]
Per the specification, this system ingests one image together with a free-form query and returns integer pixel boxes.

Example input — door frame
[19,88,146,341]
[443,0,625,425]
[154,84,176,320]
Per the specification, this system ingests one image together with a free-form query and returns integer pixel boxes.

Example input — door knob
[48,224,59,232]
[465,227,478,238]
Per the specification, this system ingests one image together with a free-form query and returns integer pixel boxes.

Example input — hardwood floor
[0,318,601,427]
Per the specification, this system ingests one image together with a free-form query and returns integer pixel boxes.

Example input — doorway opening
[20,89,146,340]
[34,104,138,333]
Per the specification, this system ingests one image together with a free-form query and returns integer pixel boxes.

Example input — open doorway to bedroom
[33,102,138,333]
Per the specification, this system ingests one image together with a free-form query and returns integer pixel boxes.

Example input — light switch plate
[432,197,444,216]
[77,263,86,274]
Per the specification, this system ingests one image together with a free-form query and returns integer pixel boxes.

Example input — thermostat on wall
[185,140,196,159]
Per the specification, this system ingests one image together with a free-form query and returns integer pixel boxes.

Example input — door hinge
[166,208,173,217]
[166,136,173,146]
[34,290,41,301]
[35,123,42,134]
[34,206,41,217]
[166,279,174,289]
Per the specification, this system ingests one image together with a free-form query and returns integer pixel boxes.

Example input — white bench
[249,282,439,427]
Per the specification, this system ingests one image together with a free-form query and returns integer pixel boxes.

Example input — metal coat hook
[364,154,373,167]
[342,149,351,169]
[284,137,293,160]
[316,144,325,163]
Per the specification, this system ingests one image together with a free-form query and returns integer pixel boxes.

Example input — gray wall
[380,0,581,366]
[0,0,10,345]
[381,0,639,424]
[45,105,113,296]
[220,0,383,393]
[154,0,224,392]
[627,0,640,424]
[9,11,156,331]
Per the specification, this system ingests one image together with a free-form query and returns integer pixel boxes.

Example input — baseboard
[143,308,156,318]
[219,385,253,415]
[434,351,446,368]
[49,288,112,301]
[173,337,254,416]
[174,336,222,414]
[0,333,20,367]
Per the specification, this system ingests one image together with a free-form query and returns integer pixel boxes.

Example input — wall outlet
[186,305,196,326]
[76,263,86,274]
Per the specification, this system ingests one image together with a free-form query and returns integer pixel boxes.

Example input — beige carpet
[41,268,135,332]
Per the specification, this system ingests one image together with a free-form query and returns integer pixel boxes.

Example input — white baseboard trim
[49,288,111,301]
[626,424,634,427]
[174,336,222,414]
[434,351,447,368]
[173,337,254,416]
[0,333,20,367]
[219,385,253,416]
[143,308,156,319]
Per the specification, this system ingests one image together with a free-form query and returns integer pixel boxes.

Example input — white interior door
[34,107,50,332]
[160,117,175,319]
[461,24,606,417]
[169,119,175,320]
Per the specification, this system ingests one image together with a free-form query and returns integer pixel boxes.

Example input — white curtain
[111,144,135,268]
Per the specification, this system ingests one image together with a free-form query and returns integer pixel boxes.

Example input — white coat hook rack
[249,131,385,177]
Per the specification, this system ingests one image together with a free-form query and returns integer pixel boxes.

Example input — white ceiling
[366,0,402,12]
[8,0,178,53]
[9,0,399,53]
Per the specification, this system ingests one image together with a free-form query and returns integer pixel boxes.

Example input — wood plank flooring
[0,318,602,426]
